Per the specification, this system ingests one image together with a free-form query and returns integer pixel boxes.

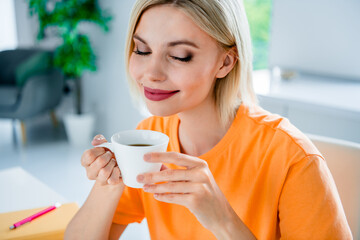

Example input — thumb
[91,134,108,146]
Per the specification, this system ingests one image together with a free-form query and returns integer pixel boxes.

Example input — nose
[143,53,166,83]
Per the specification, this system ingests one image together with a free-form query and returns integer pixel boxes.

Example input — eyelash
[133,50,192,63]
[133,50,150,56]
[172,55,192,62]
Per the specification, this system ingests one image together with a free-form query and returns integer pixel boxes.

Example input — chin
[146,102,180,117]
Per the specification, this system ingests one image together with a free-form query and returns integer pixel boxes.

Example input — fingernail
[94,135,105,141]
[137,174,144,182]
[144,153,151,161]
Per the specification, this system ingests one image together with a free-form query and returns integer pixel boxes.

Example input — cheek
[129,54,142,84]
[177,64,216,93]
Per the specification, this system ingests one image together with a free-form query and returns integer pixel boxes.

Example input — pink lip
[143,87,179,101]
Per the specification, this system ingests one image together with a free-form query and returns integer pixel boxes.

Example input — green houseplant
[28,0,112,115]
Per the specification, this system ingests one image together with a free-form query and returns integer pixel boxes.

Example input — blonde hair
[125,0,257,126]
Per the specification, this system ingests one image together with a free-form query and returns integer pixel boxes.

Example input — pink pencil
[9,203,61,230]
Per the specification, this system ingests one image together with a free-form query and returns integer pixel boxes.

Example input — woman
[65,0,352,239]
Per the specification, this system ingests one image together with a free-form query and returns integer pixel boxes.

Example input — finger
[144,152,207,169]
[91,134,107,146]
[153,193,193,206]
[87,151,112,178]
[97,158,116,184]
[108,166,122,185]
[81,147,106,167]
[138,168,194,184]
[143,182,202,194]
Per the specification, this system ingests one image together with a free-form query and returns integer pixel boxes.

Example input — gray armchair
[0,49,64,144]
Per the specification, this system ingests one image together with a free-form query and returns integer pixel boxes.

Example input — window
[244,0,272,70]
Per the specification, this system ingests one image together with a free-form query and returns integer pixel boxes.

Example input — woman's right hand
[81,134,123,186]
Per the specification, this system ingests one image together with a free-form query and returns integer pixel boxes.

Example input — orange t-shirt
[112,105,352,239]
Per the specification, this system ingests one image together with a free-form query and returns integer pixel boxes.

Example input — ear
[215,47,238,79]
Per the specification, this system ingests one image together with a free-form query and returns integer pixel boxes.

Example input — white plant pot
[63,113,95,147]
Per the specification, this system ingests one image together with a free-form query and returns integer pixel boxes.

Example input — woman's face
[129,5,226,116]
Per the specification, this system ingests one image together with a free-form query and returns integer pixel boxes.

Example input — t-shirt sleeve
[112,186,145,225]
[278,155,352,239]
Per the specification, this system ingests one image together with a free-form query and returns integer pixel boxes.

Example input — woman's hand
[136,152,254,239]
[81,134,123,186]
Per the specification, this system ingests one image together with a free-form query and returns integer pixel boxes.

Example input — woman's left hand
[136,151,235,232]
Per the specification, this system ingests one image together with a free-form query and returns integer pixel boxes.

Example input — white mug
[96,130,169,188]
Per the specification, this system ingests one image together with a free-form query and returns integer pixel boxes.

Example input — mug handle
[94,142,114,152]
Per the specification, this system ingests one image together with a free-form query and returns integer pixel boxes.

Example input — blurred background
[0,0,359,239]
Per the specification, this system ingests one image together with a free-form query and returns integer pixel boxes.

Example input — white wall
[14,0,144,138]
[0,0,17,51]
[13,0,36,48]
[269,0,360,80]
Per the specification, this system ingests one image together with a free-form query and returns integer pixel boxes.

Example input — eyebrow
[133,34,199,49]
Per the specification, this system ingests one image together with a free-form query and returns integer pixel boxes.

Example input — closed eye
[133,50,151,56]
[171,55,192,62]
[133,49,192,63]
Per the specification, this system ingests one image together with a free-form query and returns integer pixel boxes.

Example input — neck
[177,102,233,157]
